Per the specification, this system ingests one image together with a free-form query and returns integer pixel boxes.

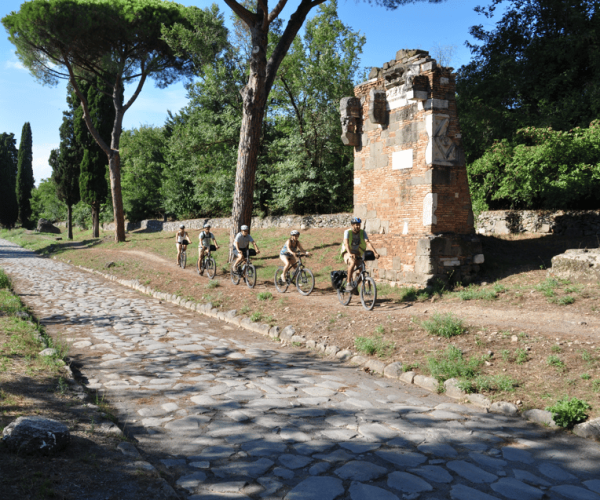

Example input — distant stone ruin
[341,49,483,286]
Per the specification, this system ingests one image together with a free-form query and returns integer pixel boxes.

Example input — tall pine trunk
[91,201,100,238]
[108,153,126,242]
[67,204,73,240]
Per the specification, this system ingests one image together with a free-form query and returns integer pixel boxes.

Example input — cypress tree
[76,76,113,238]
[51,88,82,240]
[16,122,35,228]
[0,133,19,228]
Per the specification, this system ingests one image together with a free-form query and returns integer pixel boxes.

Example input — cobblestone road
[2,239,600,500]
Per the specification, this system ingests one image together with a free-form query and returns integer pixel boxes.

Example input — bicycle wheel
[206,257,216,279]
[360,276,377,311]
[274,267,289,293]
[337,276,352,306]
[230,263,241,285]
[179,251,187,269]
[245,264,256,289]
[296,268,315,296]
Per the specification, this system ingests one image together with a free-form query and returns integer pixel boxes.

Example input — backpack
[330,270,347,290]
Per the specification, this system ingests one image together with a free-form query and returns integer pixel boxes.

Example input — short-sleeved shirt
[344,229,368,254]
[235,232,254,249]
[199,231,214,247]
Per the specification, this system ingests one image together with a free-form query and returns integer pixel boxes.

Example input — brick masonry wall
[347,49,480,285]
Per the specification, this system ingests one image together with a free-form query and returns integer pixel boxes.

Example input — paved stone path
[2,239,600,500]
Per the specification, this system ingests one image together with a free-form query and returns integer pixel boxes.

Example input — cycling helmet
[350,217,362,224]
[240,225,249,231]
[203,223,211,228]
[179,224,185,229]
[290,230,300,236]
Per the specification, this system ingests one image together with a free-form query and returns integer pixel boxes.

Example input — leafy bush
[427,345,484,382]
[354,335,395,358]
[468,122,600,211]
[546,397,590,428]
[421,313,466,338]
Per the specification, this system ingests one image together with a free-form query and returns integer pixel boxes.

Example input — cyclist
[175,224,191,266]
[197,223,219,269]
[280,230,309,283]
[341,217,379,290]
[233,225,260,272]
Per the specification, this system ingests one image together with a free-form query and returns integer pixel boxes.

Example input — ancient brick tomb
[341,49,483,285]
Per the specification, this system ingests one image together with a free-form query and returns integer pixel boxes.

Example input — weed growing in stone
[546,397,590,428]
[354,335,395,358]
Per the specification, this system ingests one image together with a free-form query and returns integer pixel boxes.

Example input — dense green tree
[266,0,364,214]
[120,126,167,221]
[456,0,600,164]
[16,122,35,228]
[76,77,114,237]
[3,0,227,242]
[50,91,83,239]
[165,0,443,249]
[161,48,246,219]
[468,123,600,212]
[0,133,19,228]
[30,178,67,223]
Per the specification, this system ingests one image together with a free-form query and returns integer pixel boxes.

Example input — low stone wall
[101,213,354,233]
[476,210,600,236]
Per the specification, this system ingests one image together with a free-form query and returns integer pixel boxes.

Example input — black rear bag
[331,270,347,290]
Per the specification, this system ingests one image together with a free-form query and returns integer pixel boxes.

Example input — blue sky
[0,0,498,185]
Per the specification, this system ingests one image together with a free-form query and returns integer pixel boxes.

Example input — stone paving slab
[2,238,600,499]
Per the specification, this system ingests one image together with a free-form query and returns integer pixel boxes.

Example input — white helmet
[179,224,185,229]
[241,225,249,231]
[290,230,300,236]
[203,223,211,228]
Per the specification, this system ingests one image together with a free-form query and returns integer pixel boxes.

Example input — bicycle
[230,249,257,289]
[178,242,190,269]
[274,254,314,295]
[336,253,377,310]
[197,245,217,278]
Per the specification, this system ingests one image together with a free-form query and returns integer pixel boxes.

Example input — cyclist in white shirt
[175,224,191,265]
[233,225,260,272]
[197,223,219,269]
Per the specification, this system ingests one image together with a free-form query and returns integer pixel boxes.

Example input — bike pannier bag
[210,245,217,251]
[248,249,257,257]
[330,270,347,290]
[363,250,375,261]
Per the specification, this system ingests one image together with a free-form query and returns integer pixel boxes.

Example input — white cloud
[32,143,58,186]
[5,59,26,71]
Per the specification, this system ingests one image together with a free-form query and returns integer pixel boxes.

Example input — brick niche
[340,49,484,286]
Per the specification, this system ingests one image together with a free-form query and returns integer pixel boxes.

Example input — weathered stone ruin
[341,49,483,286]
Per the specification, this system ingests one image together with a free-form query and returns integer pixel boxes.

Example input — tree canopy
[2,0,227,241]
[456,0,600,163]
[16,122,35,228]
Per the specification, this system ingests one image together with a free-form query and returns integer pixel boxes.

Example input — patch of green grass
[580,350,593,363]
[250,311,263,322]
[0,269,11,289]
[427,345,484,382]
[493,282,508,294]
[501,349,511,362]
[593,380,600,392]
[515,348,528,364]
[240,305,251,315]
[457,285,497,301]
[473,374,518,393]
[536,278,560,298]
[580,373,591,380]
[206,280,220,289]
[257,291,273,301]
[551,345,562,353]
[403,362,419,372]
[555,296,575,305]
[421,313,466,338]
[354,335,395,358]
[546,397,590,428]
[547,355,565,370]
